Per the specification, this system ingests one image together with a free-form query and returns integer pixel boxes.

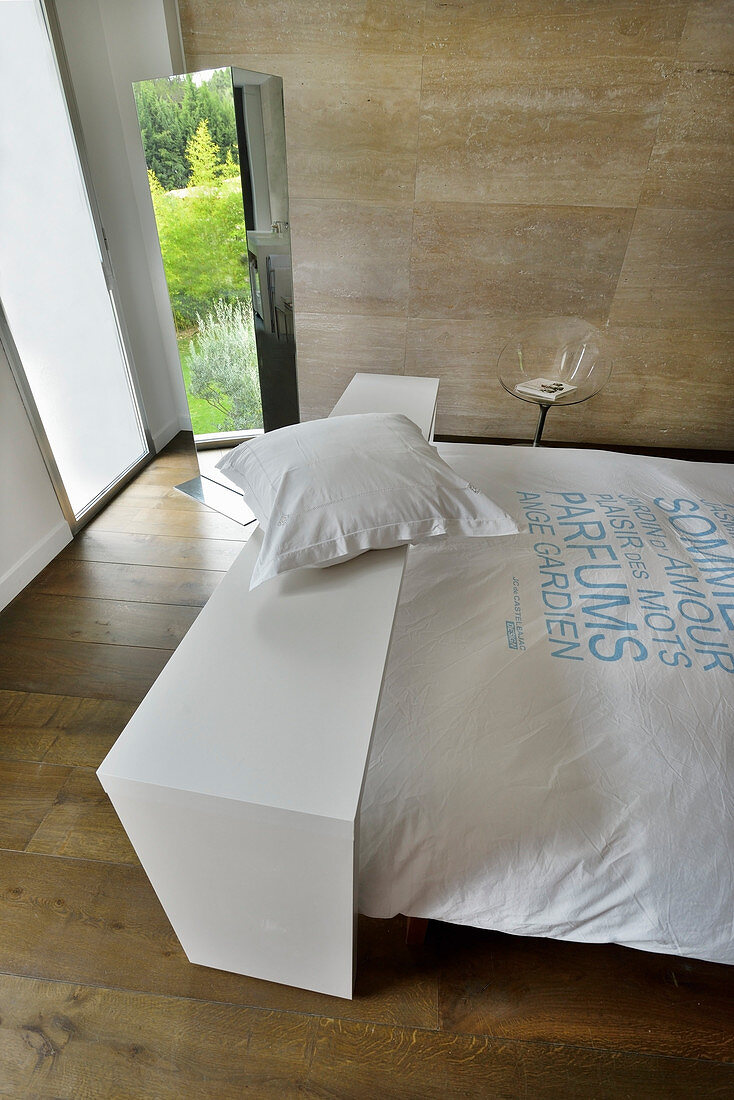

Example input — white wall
[55,0,191,449]
[0,341,71,610]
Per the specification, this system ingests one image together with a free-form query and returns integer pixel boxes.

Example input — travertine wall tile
[283,60,420,157]
[295,314,408,420]
[416,57,667,208]
[610,208,734,329]
[407,320,734,448]
[405,317,535,437]
[409,204,634,322]
[423,0,689,61]
[283,56,421,206]
[289,198,413,317]
[179,1,733,449]
[563,326,734,449]
[178,0,426,58]
[678,0,734,64]
[640,67,734,210]
[287,149,417,206]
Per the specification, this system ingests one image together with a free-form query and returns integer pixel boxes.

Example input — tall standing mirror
[133,66,298,520]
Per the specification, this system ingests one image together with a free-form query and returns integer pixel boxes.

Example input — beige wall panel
[678,0,734,64]
[405,317,536,438]
[416,57,667,208]
[282,57,421,155]
[296,314,408,421]
[289,198,413,317]
[423,0,688,61]
[180,50,288,73]
[564,326,734,449]
[178,0,426,57]
[610,208,734,330]
[409,204,634,323]
[287,149,417,207]
[282,56,421,207]
[640,67,734,210]
[407,320,734,449]
[405,316,605,441]
[179,1,733,451]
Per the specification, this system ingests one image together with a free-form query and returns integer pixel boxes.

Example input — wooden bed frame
[97,373,439,999]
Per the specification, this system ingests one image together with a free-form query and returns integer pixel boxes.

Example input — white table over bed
[97,372,439,999]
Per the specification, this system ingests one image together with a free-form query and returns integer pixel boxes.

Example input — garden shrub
[188,299,263,432]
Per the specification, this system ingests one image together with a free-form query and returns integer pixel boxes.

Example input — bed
[99,376,733,1000]
[359,443,734,966]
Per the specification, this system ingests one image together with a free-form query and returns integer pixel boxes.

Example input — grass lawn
[177,333,232,435]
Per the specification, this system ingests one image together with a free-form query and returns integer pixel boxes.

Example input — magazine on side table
[514,377,578,401]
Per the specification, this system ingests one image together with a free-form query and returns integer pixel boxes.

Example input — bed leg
[405,916,429,946]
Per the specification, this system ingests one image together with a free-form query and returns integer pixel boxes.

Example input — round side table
[498,318,612,446]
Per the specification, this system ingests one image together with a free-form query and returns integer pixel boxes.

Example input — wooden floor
[0,434,732,1098]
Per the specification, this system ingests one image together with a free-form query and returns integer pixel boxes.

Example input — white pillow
[216,413,518,588]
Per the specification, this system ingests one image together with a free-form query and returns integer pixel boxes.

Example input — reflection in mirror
[133,66,298,523]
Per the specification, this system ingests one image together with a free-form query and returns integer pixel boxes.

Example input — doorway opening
[135,69,262,439]
[134,67,299,451]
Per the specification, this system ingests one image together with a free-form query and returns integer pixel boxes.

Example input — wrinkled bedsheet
[358,445,734,963]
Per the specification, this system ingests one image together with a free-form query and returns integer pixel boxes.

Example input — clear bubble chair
[498,317,613,447]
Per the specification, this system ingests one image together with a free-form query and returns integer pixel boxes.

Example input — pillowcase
[216,413,518,588]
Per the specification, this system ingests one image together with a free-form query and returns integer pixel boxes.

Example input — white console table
[98,373,439,999]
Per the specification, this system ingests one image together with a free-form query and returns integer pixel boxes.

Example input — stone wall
[179,0,733,448]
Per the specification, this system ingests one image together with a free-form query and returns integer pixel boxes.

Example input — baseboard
[0,519,72,612]
[151,415,189,453]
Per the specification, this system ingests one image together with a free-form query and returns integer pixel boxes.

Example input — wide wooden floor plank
[60,529,245,571]
[88,505,250,541]
[0,974,316,1100]
[123,464,202,488]
[2,975,732,1100]
[0,592,200,651]
[25,767,138,865]
[0,851,437,1030]
[436,925,734,1064]
[0,637,169,703]
[115,482,221,509]
[307,1017,734,1100]
[33,558,224,606]
[0,722,57,765]
[0,691,135,767]
[101,491,210,517]
[0,761,71,851]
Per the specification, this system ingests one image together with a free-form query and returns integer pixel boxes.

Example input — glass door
[0,0,150,526]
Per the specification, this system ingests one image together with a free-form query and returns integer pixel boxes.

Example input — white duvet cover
[358,445,734,964]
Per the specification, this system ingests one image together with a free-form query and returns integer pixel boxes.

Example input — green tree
[133,70,238,190]
[148,183,248,329]
[134,80,187,190]
[186,119,220,187]
[197,77,238,161]
[147,167,164,200]
[146,121,248,329]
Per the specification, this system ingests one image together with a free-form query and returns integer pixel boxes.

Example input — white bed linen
[359,445,734,964]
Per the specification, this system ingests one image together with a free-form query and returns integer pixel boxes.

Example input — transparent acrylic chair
[498,317,612,446]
